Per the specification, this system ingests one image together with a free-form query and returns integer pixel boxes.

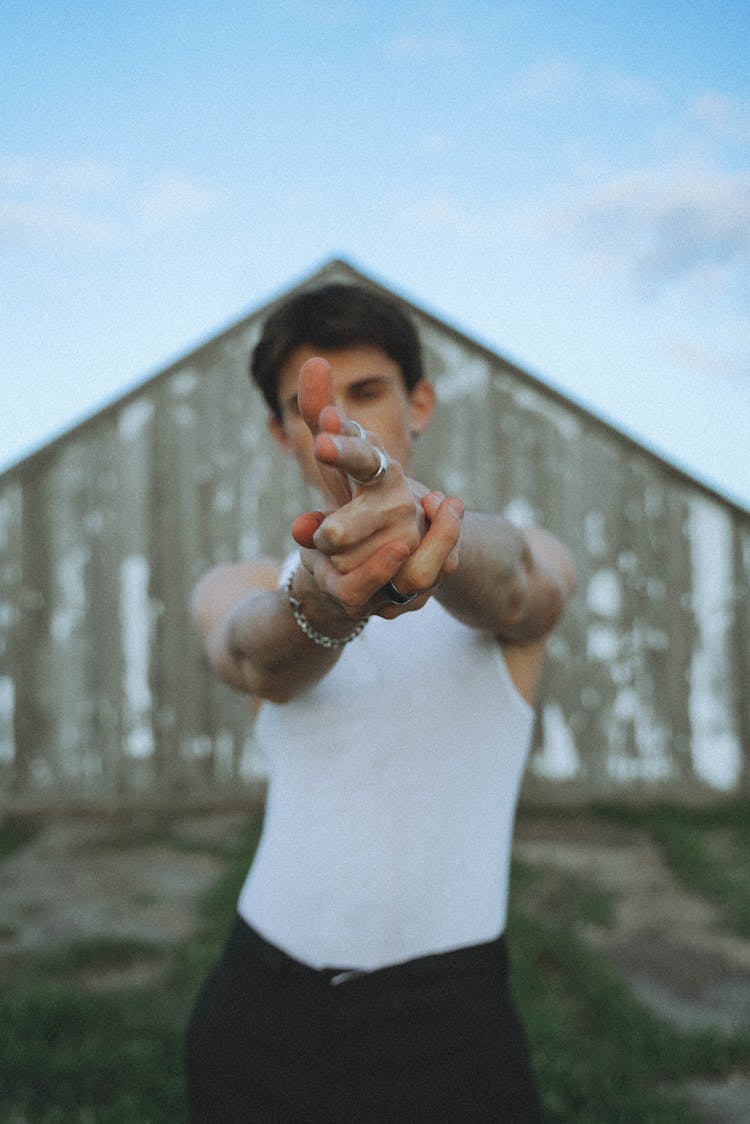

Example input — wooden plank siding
[1,259,748,808]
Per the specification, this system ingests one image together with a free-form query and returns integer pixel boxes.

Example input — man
[186,283,575,1122]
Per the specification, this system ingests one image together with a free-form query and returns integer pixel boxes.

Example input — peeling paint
[120,554,154,759]
[533,703,580,780]
[0,676,14,764]
[617,550,639,573]
[434,355,489,401]
[172,370,200,397]
[0,493,15,550]
[687,498,742,790]
[503,498,536,527]
[50,546,89,642]
[607,743,673,783]
[587,569,622,617]
[84,509,106,536]
[584,511,609,557]
[239,733,267,782]
[173,403,196,428]
[126,726,154,760]
[118,399,154,441]
[587,624,621,662]
[184,735,212,758]
[214,730,236,782]
[214,484,235,513]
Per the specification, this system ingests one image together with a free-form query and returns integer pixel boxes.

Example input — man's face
[270,344,434,498]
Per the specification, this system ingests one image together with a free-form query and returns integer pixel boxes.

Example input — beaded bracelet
[285,571,367,649]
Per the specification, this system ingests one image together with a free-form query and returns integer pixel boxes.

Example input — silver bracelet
[286,571,367,649]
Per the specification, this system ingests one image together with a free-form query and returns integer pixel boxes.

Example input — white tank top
[238,571,535,971]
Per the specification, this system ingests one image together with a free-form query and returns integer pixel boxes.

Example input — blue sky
[2,0,749,507]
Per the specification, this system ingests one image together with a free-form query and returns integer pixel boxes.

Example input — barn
[1,258,748,809]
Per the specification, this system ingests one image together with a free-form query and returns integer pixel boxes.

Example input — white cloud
[598,68,661,106]
[0,154,120,193]
[390,192,497,240]
[512,56,663,108]
[534,156,750,295]
[510,56,661,109]
[688,91,750,143]
[0,154,215,245]
[286,0,360,25]
[0,200,118,242]
[0,155,123,244]
[661,333,750,380]
[512,55,579,101]
[385,32,466,61]
[418,130,451,155]
[131,174,214,228]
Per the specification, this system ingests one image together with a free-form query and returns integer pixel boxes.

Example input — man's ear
[408,380,436,437]
[267,414,293,452]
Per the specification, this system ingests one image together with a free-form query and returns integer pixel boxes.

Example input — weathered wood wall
[1,260,748,808]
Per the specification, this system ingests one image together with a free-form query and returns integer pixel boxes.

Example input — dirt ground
[513,816,750,1124]
[1,807,749,1123]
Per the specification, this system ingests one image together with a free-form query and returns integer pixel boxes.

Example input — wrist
[286,569,367,649]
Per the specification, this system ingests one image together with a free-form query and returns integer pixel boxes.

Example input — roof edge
[2,256,748,519]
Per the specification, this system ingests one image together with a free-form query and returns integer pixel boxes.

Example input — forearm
[434,512,575,641]
[204,570,360,702]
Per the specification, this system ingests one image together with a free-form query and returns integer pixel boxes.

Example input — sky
[2,0,749,509]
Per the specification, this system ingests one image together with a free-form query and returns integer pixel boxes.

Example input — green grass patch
[0,816,39,861]
[0,983,188,1124]
[24,936,166,979]
[0,808,264,1124]
[508,853,750,1123]
[1,803,748,1122]
[589,800,750,938]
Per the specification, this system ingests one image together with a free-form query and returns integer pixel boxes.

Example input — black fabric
[185,915,544,1123]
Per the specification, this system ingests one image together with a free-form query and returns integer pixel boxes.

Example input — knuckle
[316,521,346,551]
[338,590,365,615]
[407,559,436,588]
[443,552,460,576]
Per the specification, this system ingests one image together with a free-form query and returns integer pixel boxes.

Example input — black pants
[185,915,544,1123]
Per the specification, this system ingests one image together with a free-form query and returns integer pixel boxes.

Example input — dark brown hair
[250,283,424,418]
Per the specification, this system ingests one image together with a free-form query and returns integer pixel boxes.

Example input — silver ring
[381,581,418,605]
[348,446,388,487]
[349,420,366,439]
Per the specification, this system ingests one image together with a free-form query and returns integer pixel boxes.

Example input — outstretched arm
[426,499,576,642]
[293,359,573,640]
[191,359,463,702]
[190,545,410,703]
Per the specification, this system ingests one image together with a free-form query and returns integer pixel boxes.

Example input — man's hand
[295,491,464,619]
[294,353,427,578]
[292,356,464,617]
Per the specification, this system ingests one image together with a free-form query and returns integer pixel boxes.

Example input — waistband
[229,914,508,989]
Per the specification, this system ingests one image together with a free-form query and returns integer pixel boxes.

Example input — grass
[0,811,263,1124]
[0,803,748,1122]
[509,863,748,1123]
[589,800,750,937]
[0,816,39,861]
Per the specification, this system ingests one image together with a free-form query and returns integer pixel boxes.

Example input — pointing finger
[297,358,334,434]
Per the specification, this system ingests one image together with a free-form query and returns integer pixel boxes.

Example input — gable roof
[2,255,748,518]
